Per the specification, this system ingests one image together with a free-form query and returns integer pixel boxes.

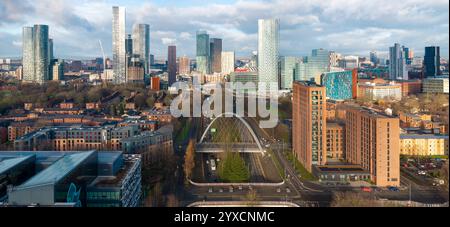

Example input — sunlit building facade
[132,24,150,74]
[258,19,279,90]
[221,51,235,75]
[112,6,126,84]
[196,30,210,75]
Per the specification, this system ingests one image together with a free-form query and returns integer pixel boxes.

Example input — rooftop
[89,154,140,188]
[400,134,449,139]
[17,151,96,189]
[0,155,35,174]
[294,80,322,87]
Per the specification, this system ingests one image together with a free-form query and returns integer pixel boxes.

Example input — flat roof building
[400,134,448,156]
[3,150,141,207]
[422,77,449,94]
[345,107,400,187]
[292,81,327,172]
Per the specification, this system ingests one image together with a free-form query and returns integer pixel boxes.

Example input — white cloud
[0,0,448,58]
[162,38,177,45]
[179,32,192,40]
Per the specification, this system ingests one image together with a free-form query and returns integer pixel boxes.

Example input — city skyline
[0,0,449,59]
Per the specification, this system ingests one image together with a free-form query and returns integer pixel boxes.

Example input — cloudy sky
[0,0,448,59]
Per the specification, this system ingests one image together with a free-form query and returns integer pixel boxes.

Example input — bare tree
[165,194,180,207]
[183,140,196,182]
[244,189,260,207]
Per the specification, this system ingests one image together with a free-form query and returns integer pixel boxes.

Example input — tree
[244,189,260,207]
[118,102,125,115]
[163,95,172,106]
[183,140,196,182]
[218,152,250,183]
[151,182,163,207]
[165,194,180,207]
[110,105,117,116]
[440,160,449,191]
[146,96,155,109]
[134,93,147,109]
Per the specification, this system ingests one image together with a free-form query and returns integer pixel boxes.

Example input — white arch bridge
[197,112,265,154]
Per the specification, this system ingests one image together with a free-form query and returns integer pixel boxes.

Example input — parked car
[388,186,399,192]
[361,187,372,192]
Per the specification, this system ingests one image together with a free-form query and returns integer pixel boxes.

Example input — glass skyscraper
[112,6,126,84]
[132,24,150,75]
[22,25,51,84]
[33,25,50,84]
[298,49,330,82]
[280,56,300,89]
[125,34,133,56]
[196,30,210,75]
[258,19,279,90]
[168,45,177,86]
[22,26,34,82]
[389,43,408,80]
[210,38,222,73]
[424,46,440,78]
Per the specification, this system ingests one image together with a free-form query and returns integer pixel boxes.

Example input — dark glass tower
[424,46,440,78]
[210,38,222,73]
[168,45,177,86]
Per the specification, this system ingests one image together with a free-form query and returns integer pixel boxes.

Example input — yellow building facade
[400,134,449,156]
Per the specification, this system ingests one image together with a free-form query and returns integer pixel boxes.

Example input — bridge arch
[199,112,265,153]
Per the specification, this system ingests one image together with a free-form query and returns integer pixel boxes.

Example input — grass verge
[284,151,318,181]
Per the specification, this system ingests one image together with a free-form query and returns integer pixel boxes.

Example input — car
[418,170,427,175]
[388,186,399,192]
[286,188,291,193]
[373,187,382,192]
[361,187,372,192]
[229,187,234,193]
[208,188,213,193]
[276,188,281,193]
[219,188,224,193]
[238,186,243,190]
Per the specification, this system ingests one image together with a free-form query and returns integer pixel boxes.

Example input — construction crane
[98,40,106,73]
